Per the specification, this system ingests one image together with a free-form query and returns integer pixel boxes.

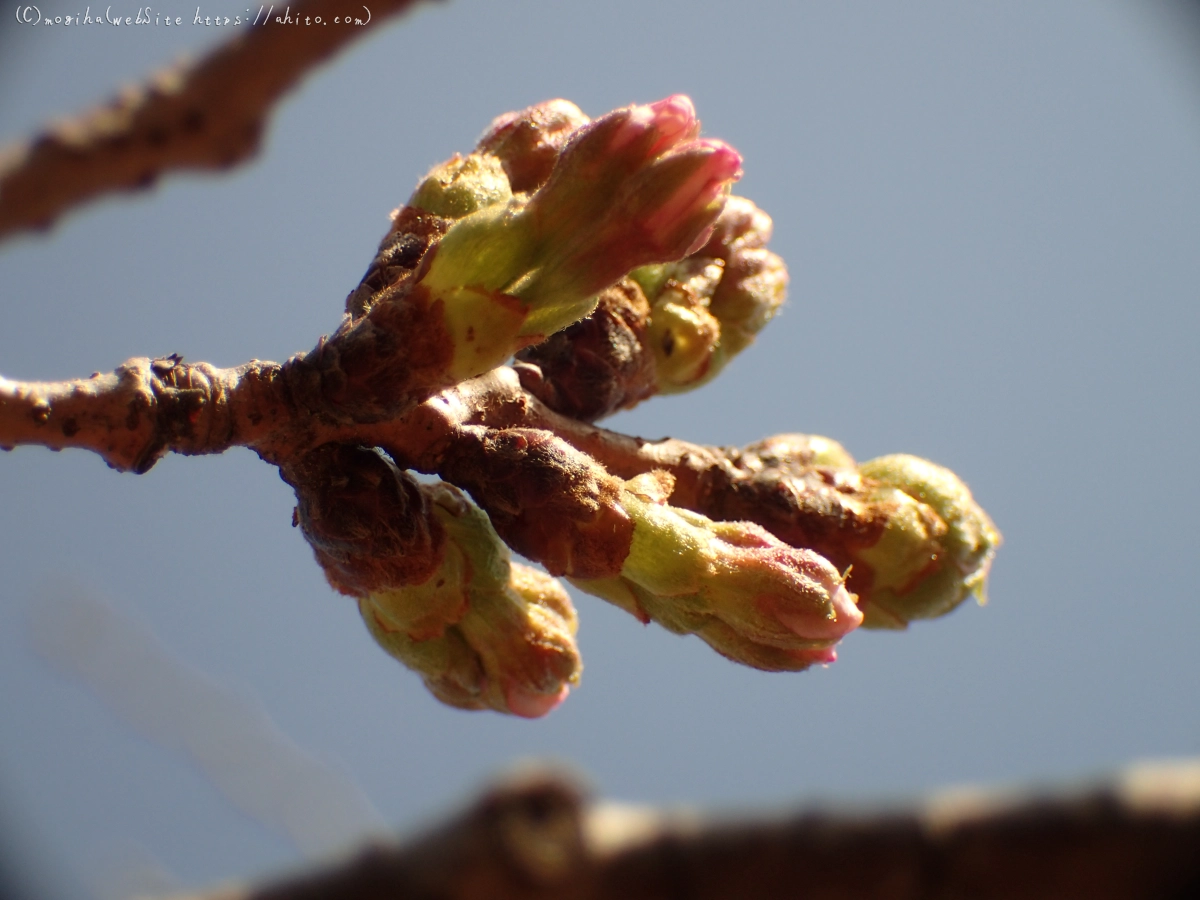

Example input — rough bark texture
[0,361,896,582]
[166,760,1200,900]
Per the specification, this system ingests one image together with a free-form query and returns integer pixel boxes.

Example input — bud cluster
[286,443,580,717]
[516,193,787,421]
[700,436,1000,629]
[282,98,999,715]
[291,95,744,424]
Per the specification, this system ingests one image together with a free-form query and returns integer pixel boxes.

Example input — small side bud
[514,278,658,422]
[707,248,788,358]
[634,195,787,394]
[284,444,443,598]
[476,99,591,193]
[854,455,1001,629]
[409,153,513,220]
[645,257,724,391]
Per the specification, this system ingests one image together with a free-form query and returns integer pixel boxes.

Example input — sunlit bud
[571,472,862,671]
[645,257,724,391]
[632,195,785,394]
[854,455,1001,629]
[476,99,590,193]
[514,133,742,315]
[707,248,787,358]
[408,152,513,220]
[417,96,741,384]
[525,95,702,237]
[360,483,581,717]
[735,433,858,473]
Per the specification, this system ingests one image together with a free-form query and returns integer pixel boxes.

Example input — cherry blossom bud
[476,99,591,193]
[409,153,513,220]
[854,455,1001,629]
[632,196,786,395]
[285,444,443,599]
[360,482,581,717]
[572,471,862,671]
[644,257,724,391]
[419,97,741,383]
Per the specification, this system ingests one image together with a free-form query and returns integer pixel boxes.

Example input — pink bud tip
[768,581,863,641]
[695,139,744,182]
[642,141,744,239]
[609,95,700,156]
[788,646,838,667]
[647,94,698,152]
[505,682,571,718]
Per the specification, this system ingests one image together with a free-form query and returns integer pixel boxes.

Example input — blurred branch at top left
[0,0,429,242]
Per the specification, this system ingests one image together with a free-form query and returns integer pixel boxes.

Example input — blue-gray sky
[2,1,1200,897]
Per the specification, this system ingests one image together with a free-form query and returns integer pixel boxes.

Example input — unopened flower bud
[572,471,862,671]
[514,278,658,422]
[853,455,1000,629]
[360,482,581,717]
[633,196,786,394]
[707,248,787,358]
[476,99,591,193]
[513,118,742,317]
[285,444,443,598]
[645,257,724,391]
[417,96,742,385]
[409,153,513,220]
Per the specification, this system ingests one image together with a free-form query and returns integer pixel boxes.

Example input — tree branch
[0,0,427,241]
[0,356,290,472]
[166,760,1200,900]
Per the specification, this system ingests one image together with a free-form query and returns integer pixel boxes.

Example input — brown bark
[0,360,884,579]
[0,356,289,473]
[0,0,428,241]
[166,761,1200,900]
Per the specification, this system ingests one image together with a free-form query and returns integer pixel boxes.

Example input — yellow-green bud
[707,248,787,358]
[854,454,1000,629]
[409,153,514,220]
[646,257,724,392]
[361,483,581,717]
[635,196,787,394]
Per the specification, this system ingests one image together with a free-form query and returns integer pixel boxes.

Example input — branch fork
[1,93,999,716]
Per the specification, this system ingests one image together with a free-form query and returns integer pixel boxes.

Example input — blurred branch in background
[0,0,429,240]
[29,583,389,864]
[165,761,1200,900]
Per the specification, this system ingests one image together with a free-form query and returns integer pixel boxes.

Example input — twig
[0,0,427,241]
[165,760,1200,900]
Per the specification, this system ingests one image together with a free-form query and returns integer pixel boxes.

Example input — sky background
[2,1,1200,897]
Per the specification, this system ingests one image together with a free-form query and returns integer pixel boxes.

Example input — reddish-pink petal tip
[505,682,570,718]
[648,94,698,145]
[792,646,838,666]
[768,582,863,641]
